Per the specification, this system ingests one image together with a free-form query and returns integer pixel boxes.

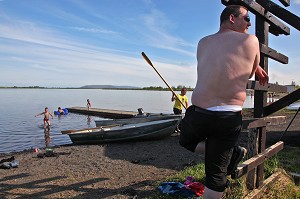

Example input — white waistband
[206,105,242,112]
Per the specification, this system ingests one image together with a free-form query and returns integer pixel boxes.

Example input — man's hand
[255,66,269,86]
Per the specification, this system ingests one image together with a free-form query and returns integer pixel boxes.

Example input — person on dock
[179,5,268,199]
[171,87,188,115]
[87,99,91,110]
[35,107,54,129]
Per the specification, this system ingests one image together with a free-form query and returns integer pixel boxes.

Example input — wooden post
[246,128,258,190]
[251,1,269,188]
[254,9,269,118]
[256,126,267,188]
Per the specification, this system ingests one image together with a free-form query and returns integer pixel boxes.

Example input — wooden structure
[67,107,138,119]
[221,0,300,197]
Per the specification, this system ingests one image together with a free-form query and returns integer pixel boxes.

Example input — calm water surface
[0,89,255,154]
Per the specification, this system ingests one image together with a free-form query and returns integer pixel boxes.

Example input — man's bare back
[192,29,259,108]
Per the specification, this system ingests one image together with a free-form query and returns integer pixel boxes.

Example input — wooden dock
[67,107,138,119]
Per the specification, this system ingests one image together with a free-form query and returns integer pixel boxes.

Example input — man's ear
[229,14,235,24]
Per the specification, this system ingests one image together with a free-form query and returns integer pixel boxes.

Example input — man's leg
[194,141,205,153]
[227,146,247,176]
[204,137,231,198]
[203,187,223,199]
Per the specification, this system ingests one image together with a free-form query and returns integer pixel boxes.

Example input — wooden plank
[258,1,299,31]
[264,88,300,116]
[67,107,138,119]
[232,141,284,179]
[246,80,287,93]
[221,0,290,35]
[260,43,288,64]
[279,0,290,7]
[244,172,282,199]
[243,116,286,129]
[246,80,268,91]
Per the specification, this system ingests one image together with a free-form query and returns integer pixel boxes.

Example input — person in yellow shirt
[171,87,188,115]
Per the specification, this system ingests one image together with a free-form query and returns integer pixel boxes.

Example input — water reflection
[87,115,92,126]
[44,127,50,148]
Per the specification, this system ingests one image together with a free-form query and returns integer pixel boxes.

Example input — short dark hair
[220,5,246,24]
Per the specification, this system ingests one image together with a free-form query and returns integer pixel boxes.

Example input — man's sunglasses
[243,16,250,22]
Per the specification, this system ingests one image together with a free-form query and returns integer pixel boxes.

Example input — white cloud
[70,27,116,34]
[294,0,300,4]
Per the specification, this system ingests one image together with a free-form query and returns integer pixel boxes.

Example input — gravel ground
[0,134,203,199]
[1,110,299,199]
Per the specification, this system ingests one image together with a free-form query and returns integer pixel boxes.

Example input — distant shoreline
[0,86,194,91]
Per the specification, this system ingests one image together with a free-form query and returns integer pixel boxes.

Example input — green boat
[95,113,182,127]
[62,118,180,144]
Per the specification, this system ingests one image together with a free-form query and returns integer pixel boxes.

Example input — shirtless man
[35,107,54,129]
[179,5,268,199]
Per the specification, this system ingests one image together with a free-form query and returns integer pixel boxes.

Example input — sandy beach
[0,133,204,199]
[1,110,299,199]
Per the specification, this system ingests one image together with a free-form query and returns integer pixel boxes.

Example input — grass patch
[147,147,300,198]
[264,156,280,179]
[277,146,300,174]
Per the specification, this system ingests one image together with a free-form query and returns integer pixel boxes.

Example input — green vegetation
[277,146,300,174]
[147,147,300,199]
[0,86,45,89]
[142,85,193,91]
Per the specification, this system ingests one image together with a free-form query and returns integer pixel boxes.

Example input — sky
[0,0,300,88]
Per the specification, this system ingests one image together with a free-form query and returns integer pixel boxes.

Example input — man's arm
[35,112,43,117]
[171,94,176,102]
[249,36,260,79]
[255,65,269,86]
[248,35,269,86]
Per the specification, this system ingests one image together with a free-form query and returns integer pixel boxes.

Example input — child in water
[58,107,64,115]
[87,99,91,110]
[35,107,54,129]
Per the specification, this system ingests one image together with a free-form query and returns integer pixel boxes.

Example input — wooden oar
[141,52,187,110]
[61,124,121,134]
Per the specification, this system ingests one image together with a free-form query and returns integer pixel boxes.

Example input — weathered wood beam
[279,0,290,7]
[260,43,288,64]
[221,0,290,35]
[246,116,286,129]
[264,88,300,116]
[242,116,286,130]
[232,141,284,179]
[258,0,300,31]
[244,172,282,199]
[246,80,287,92]
[247,80,268,91]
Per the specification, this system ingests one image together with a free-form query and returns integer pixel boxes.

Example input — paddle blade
[141,52,154,67]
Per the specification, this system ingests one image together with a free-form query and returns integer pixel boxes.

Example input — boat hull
[67,119,180,144]
[95,114,182,127]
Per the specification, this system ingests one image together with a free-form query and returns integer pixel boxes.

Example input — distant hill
[79,85,141,89]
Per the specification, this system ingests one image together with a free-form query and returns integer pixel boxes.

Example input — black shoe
[227,146,247,176]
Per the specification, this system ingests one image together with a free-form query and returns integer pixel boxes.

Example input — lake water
[0,89,255,154]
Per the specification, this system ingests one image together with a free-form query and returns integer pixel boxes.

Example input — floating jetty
[67,107,138,119]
